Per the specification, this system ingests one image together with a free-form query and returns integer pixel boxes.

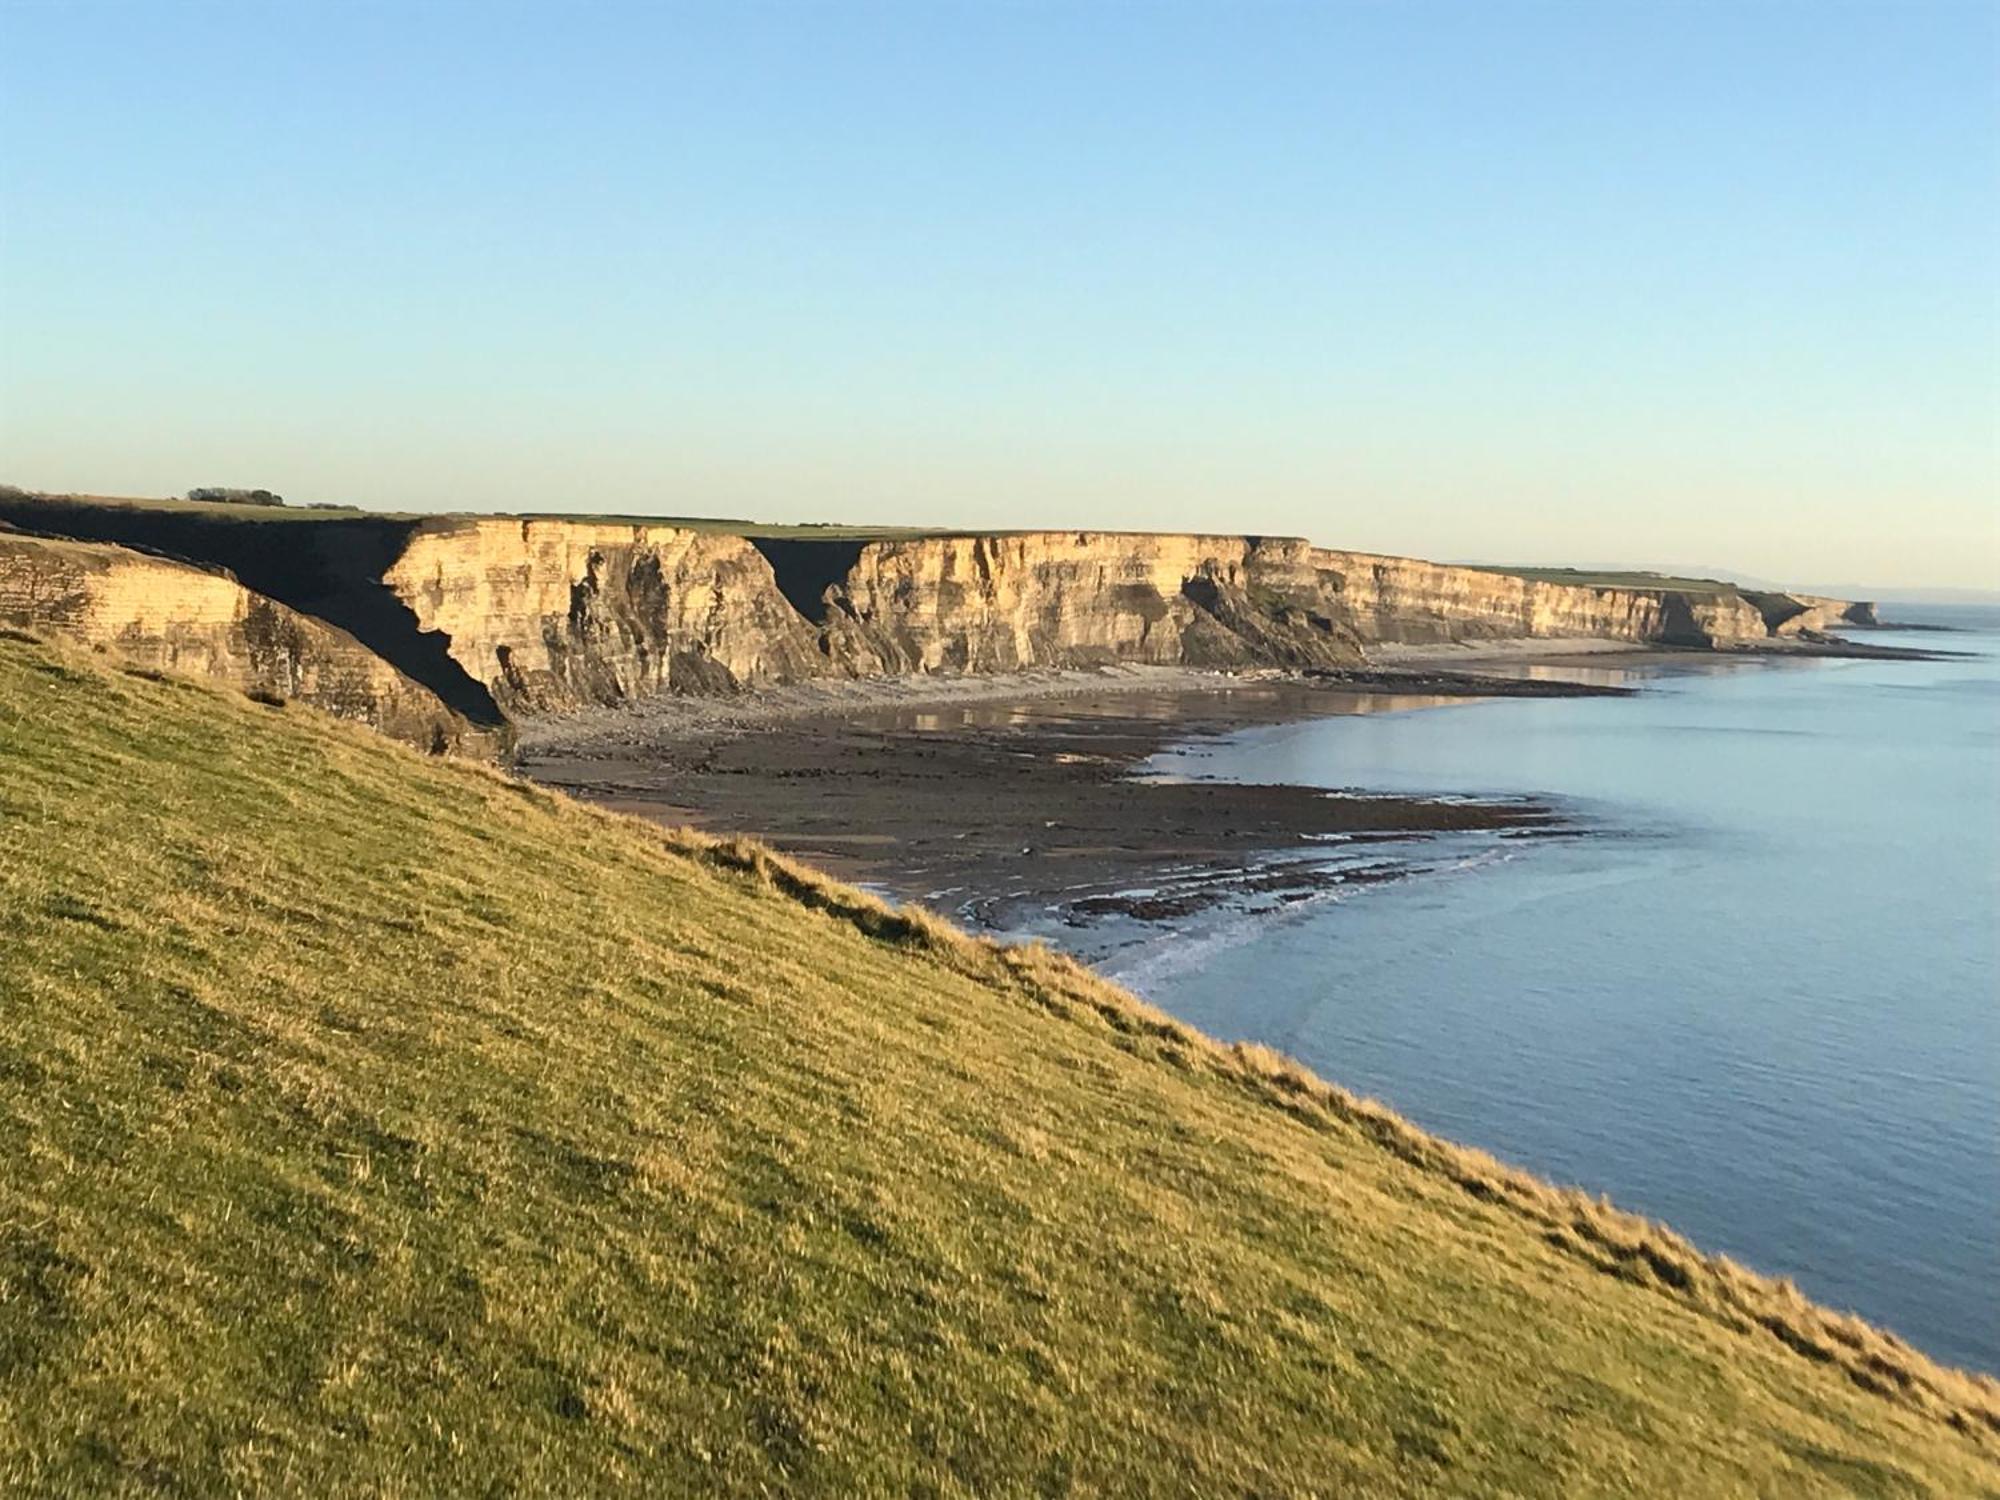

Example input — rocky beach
[519,662,1633,961]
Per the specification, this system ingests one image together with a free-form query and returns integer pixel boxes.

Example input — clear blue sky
[2,1,1994,587]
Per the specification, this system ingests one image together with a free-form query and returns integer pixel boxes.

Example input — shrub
[186,487,285,506]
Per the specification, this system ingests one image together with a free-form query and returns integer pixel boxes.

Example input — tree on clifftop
[186,487,285,506]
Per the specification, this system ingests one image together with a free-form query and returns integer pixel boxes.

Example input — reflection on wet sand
[878,687,1482,737]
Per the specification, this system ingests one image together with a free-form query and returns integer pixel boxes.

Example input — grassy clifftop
[1,634,1993,1496]
[0,488,963,541]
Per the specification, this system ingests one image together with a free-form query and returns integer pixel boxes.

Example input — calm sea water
[1126,608,2000,1372]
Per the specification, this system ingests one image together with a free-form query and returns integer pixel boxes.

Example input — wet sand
[521,665,1630,948]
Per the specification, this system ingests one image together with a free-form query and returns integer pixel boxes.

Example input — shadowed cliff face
[749,537,870,625]
[0,532,498,756]
[0,499,1874,727]
[0,497,506,728]
[1745,590,1881,636]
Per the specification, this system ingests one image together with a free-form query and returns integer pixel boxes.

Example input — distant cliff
[0,496,1877,732]
[383,522,1879,715]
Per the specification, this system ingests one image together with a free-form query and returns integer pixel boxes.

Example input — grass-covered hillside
[1,633,1994,1497]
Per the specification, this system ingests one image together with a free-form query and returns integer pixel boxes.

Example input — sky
[1,2,1994,589]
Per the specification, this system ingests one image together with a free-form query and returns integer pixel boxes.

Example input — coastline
[1371,632,1957,665]
[1107,611,2000,1375]
[520,655,1633,960]
[517,626,1948,967]
[10,628,1997,1489]
[515,652,1644,754]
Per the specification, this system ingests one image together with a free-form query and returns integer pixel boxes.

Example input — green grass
[1,635,1994,1497]
[4,489,1171,543]
[1471,566,1743,594]
[1,491,405,524]
[2,489,978,541]
[515,513,974,540]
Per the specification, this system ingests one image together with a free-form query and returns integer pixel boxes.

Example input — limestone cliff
[807,534,1829,667]
[383,525,1366,713]
[380,528,1870,714]
[810,532,1360,676]
[1746,591,1880,637]
[376,525,1853,716]
[0,532,497,756]
[380,519,827,713]
[0,497,1878,732]
[1302,549,1772,647]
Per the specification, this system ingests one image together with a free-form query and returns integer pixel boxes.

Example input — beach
[520,660,1628,962]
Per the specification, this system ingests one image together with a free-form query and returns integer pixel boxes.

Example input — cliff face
[0,497,1877,732]
[1748,591,1880,637]
[380,526,1368,714]
[387,527,1867,714]
[1301,550,1776,647]
[380,520,828,714]
[0,533,497,756]
[809,535,1815,669]
[813,533,1360,676]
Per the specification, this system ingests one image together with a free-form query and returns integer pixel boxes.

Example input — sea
[1116,607,2000,1373]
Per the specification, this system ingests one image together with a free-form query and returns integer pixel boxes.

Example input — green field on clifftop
[1469,565,1744,594]
[0,489,964,541]
[1,635,1994,1496]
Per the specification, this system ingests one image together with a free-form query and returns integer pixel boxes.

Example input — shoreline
[517,630,1954,761]
[1372,632,1957,666]
[515,629,1936,962]
[515,652,1640,755]
[520,654,1634,957]
[515,663,1278,752]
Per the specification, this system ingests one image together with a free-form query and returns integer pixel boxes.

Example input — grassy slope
[1,637,1993,1498]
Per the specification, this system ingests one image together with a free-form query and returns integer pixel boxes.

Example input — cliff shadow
[749,538,869,625]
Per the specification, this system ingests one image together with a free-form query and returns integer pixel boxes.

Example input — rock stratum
[0,495,1877,751]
